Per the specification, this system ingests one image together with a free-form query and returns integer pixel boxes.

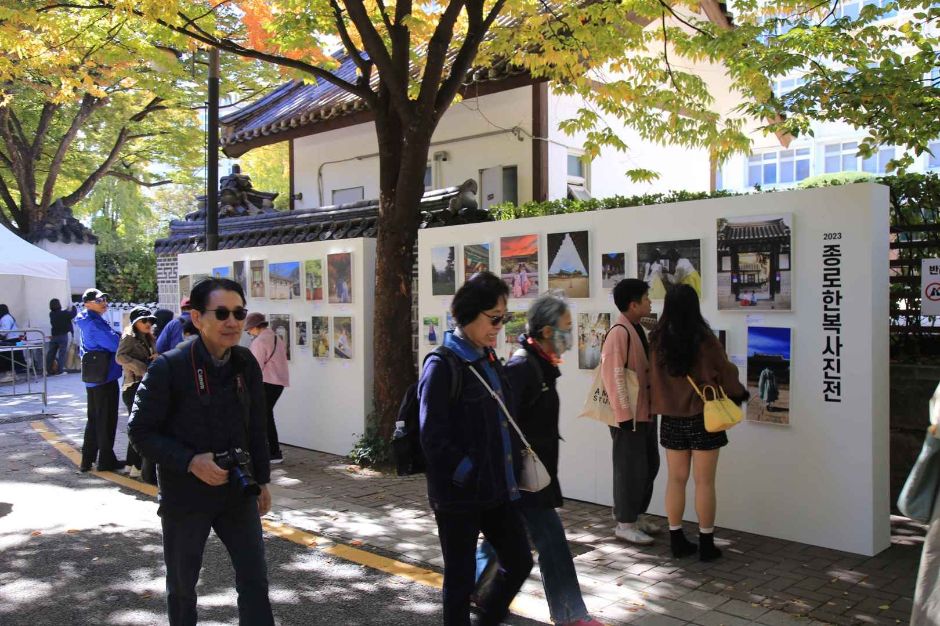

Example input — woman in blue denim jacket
[418,271,533,626]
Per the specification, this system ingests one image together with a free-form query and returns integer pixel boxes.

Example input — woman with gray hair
[475,293,603,626]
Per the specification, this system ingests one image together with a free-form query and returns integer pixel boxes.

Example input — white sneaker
[614,525,655,545]
[637,515,663,535]
[128,467,141,479]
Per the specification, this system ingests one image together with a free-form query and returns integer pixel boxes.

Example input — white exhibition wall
[418,184,890,556]
[179,238,376,457]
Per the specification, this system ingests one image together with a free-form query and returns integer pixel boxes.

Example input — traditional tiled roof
[27,199,98,245]
[220,2,734,156]
[154,179,486,255]
[720,218,790,242]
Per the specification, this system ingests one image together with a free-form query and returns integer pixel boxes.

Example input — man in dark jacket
[75,288,124,472]
[155,297,192,353]
[128,278,273,626]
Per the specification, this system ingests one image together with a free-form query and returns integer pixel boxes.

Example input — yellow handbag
[686,376,743,433]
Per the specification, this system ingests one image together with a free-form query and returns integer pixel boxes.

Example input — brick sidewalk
[8,374,924,625]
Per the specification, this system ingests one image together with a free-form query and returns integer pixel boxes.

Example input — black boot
[699,531,723,562]
[670,528,698,558]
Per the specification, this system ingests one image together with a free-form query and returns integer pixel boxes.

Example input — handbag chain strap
[466,364,535,452]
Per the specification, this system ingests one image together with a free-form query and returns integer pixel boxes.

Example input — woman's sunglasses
[485,313,512,327]
[203,307,249,321]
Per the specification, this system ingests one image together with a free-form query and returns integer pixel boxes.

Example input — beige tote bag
[578,324,638,427]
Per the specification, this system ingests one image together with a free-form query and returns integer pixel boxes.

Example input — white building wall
[35,240,95,298]
[292,87,534,210]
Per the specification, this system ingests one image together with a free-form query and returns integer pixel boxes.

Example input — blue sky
[747,326,791,359]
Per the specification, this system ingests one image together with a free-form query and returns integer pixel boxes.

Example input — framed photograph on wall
[178,275,191,300]
[547,230,590,298]
[636,239,702,299]
[212,266,230,279]
[431,246,457,295]
[577,312,611,370]
[311,316,330,358]
[295,321,308,349]
[268,314,292,361]
[424,316,441,345]
[249,260,266,298]
[233,261,248,293]
[746,326,791,425]
[333,316,353,359]
[327,252,353,304]
[463,243,490,280]
[717,214,793,311]
[601,252,626,288]
[305,259,323,301]
[502,312,528,361]
[191,273,210,287]
[268,262,302,300]
[500,234,539,299]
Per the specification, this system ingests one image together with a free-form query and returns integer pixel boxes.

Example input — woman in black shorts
[649,285,748,561]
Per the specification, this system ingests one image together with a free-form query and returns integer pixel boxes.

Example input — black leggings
[263,383,283,458]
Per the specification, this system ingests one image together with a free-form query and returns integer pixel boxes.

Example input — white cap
[395,421,405,428]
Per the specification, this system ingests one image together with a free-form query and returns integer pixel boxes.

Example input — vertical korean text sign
[921,259,940,316]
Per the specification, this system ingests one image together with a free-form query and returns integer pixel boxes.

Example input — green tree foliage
[237,143,290,210]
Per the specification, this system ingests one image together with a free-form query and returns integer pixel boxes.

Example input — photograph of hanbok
[746,326,791,425]
[636,239,702,299]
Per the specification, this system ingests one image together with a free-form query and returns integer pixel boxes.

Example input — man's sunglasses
[92,297,107,304]
[203,307,249,321]
[484,313,512,327]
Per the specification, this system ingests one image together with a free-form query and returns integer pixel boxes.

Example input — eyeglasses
[484,312,512,327]
[203,307,249,321]
[93,298,107,304]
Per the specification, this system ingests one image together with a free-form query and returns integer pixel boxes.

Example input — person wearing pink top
[600,279,661,546]
[245,313,290,464]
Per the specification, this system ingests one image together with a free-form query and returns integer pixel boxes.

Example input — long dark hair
[0,304,11,320]
[649,285,712,377]
[50,298,62,312]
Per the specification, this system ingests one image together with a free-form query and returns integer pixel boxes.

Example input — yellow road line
[29,421,447,587]
[29,420,544,619]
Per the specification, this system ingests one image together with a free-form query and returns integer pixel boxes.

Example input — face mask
[552,327,573,354]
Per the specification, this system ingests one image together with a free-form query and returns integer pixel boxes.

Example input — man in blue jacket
[75,288,124,472]
[155,297,192,354]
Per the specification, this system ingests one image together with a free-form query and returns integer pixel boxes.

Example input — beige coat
[600,314,651,424]
[912,477,940,625]
[115,326,155,392]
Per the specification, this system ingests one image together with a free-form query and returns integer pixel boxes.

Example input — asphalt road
[0,421,542,626]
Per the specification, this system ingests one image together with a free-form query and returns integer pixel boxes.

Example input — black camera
[214,448,260,496]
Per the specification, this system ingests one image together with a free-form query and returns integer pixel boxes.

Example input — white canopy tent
[0,225,71,338]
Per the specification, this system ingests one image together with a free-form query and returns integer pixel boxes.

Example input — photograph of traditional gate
[431,246,457,295]
[746,326,791,425]
[233,261,248,293]
[547,230,590,298]
[268,262,302,300]
[578,312,611,369]
[310,316,330,358]
[500,234,539,299]
[717,214,793,310]
[212,266,230,279]
[463,243,490,279]
[637,239,702,299]
[327,252,353,304]
[269,314,292,361]
[305,259,323,301]
[601,252,626,288]
[250,260,266,298]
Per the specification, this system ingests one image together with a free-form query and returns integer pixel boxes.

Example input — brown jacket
[116,326,156,391]
[650,334,747,417]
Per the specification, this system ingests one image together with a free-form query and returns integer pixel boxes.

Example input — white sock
[669,525,683,531]
[699,527,714,534]
[617,522,636,531]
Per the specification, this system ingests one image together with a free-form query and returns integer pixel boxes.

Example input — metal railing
[0,328,47,411]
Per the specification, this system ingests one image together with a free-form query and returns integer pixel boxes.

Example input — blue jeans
[477,506,589,624]
[46,334,69,374]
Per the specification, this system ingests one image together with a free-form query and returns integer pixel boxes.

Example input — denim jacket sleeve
[84,316,120,353]
[418,355,467,481]
[127,355,196,473]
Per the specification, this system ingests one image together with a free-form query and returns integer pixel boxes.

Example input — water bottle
[391,420,410,476]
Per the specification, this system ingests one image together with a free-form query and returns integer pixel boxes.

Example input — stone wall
[890,363,940,510]
[156,253,180,314]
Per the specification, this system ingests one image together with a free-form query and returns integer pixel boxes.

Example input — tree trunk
[372,104,435,441]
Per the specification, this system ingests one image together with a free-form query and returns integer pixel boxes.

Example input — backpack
[511,347,546,407]
[393,346,465,476]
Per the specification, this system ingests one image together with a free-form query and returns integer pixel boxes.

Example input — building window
[747,148,810,187]
[567,151,591,199]
[833,0,897,19]
[424,165,432,191]
[928,141,940,170]
[772,76,806,99]
[479,165,518,210]
[331,186,364,205]
[824,142,895,174]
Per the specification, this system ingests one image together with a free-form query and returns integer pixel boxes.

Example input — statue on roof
[185,164,280,221]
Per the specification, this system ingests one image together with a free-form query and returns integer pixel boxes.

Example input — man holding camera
[129,278,273,626]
